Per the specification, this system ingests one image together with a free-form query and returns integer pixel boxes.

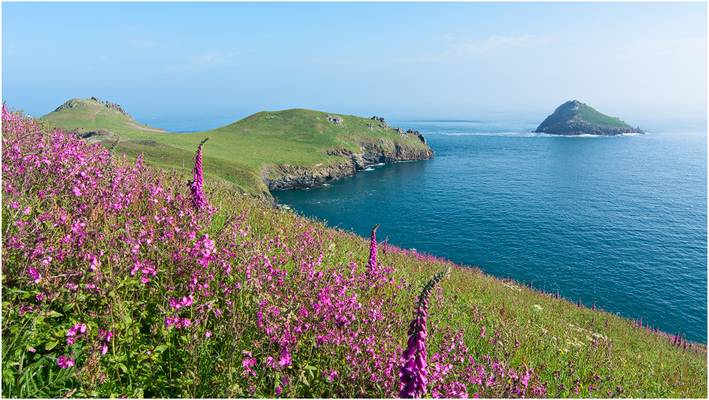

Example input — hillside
[535,100,643,136]
[40,98,433,197]
[3,107,706,398]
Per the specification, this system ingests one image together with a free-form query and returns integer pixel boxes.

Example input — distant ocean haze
[273,119,708,343]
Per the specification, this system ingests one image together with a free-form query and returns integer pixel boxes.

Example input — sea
[271,119,708,343]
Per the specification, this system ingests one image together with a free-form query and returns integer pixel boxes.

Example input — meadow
[2,106,707,398]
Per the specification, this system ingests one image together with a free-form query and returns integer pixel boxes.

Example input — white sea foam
[364,167,375,171]
[435,131,642,138]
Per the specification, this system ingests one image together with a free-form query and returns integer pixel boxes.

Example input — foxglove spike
[399,268,449,398]
[189,138,209,209]
[367,224,380,275]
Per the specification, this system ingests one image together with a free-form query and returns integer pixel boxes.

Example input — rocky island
[535,100,643,136]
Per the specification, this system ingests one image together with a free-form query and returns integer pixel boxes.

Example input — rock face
[75,129,118,144]
[263,140,434,191]
[535,100,643,136]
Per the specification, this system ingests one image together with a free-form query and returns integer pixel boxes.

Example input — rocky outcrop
[406,129,427,144]
[75,129,118,144]
[55,97,130,116]
[263,140,433,191]
[327,115,343,125]
[370,116,388,128]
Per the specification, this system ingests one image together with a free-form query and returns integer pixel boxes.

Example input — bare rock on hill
[370,116,388,128]
[76,129,118,144]
[406,129,427,144]
[327,115,344,125]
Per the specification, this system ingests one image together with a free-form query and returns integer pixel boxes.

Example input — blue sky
[2,2,706,127]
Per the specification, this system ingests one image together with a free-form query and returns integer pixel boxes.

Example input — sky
[2,2,707,128]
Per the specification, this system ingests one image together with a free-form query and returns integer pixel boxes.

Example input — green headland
[40,97,433,198]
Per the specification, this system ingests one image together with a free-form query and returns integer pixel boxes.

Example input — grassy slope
[5,110,706,397]
[575,103,630,127]
[40,99,430,197]
[213,183,708,397]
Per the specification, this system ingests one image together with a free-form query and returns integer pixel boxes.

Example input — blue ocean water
[274,120,708,342]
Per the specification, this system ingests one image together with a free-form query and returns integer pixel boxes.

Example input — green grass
[575,103,629,127]
[40,98,430,197]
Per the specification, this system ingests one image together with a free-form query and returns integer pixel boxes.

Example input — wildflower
[366,224,380,275]
[98,329,113,356]
[189,138,209,209]
[205,330,212,338]
[400,269,450,398]
[241,351,257,376]
[521,368,531,387]
[279,347,292,367]
[57,355,75,369]
[324,369,338,382]
[66,322,88,344]
[27,267,41,283]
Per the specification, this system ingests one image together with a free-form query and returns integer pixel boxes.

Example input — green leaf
[44,340,59,351]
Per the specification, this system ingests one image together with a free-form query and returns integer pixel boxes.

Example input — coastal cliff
[263,139,434,191]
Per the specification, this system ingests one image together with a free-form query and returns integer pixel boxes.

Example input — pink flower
[189,139,209,209]
[241,351,257,376]
[57,355,75,369]
[27,267,41,283]
[400,270,449,398]
[324,369,339,382]
[66,322,88,344]
[278,348,292,367]
[366,224,380,275]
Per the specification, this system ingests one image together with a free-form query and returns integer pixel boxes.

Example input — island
[535,100,643,136]
[40,97,434,198]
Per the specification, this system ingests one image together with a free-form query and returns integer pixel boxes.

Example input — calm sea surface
[273,120,708,342]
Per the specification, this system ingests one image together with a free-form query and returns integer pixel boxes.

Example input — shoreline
[262,141,434,191]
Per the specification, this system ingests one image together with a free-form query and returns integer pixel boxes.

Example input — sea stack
[535,100,643,136]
